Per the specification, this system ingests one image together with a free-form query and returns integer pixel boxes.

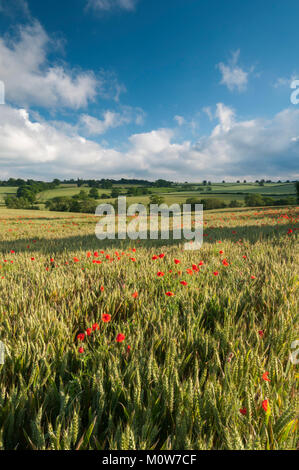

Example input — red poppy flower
[116,333,125,343]
[77,333,85,341]
[78,347,84,354]
[92,323,99,330]
[262,371,270,382]
[86,328,92,336]
[100,286,104,292]
[239,408,247,416]
[165,291,174,296]
[213,271,219,276]
[222,259,229,266]
[174,259,180,264]
[180,281,188,286]
[73,257,79,263]
[157,272,165,277]
[251,275,256,279]
[127,345,131,351]
[198,261,204,266]
[102,314,111,323]
[152,255,158,260]
[159,253,165,258]
[258,330,264,338]
[262,399,268,412]
[132,291,138,298]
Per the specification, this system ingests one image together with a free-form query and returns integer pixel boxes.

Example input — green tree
[101,180,113,189]
[229,200,243,208]
[89,188,99,199]
[186,197,201,211]
[16,186,36,203]
[111,188,121,198]
[149,194,165,205]
[77,190,88,200]
[46,197,72,212]
[154,179,172,187]
[5,196,31,209]
[244,193,264,207]
[200,198,226,210]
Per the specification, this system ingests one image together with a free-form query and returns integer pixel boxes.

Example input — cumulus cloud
[79,106,145,135]
[212,103,235,134]
[0,102,298,181]
[217,50,250,92]
[193,105,299,179]
[0,22,99,109]
[86,0,138,12]
[0,104,123,179]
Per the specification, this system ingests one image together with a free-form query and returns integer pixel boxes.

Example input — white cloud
[273,74,297,88]
[80,111,127,135]
[0,22,98,109]
[0,0,30,17]
[0,102,298,181]
[202,106,213,121]
[86,0,138,12]
[79,106,145,135]
[217,50,250,92]
[192,104,299,179]
[97,70,127,103]
[174,115,185,126]
[0,104,123,178]
[212,103,235,134]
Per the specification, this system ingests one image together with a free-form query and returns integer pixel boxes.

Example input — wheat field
[0,206,298,450]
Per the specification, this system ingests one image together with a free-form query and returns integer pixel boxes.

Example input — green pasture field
[0,182,295,209]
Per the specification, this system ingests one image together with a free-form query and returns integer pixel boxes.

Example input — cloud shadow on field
[0,220,297,256]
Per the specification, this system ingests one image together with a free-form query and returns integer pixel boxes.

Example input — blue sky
[0,0,298,181]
